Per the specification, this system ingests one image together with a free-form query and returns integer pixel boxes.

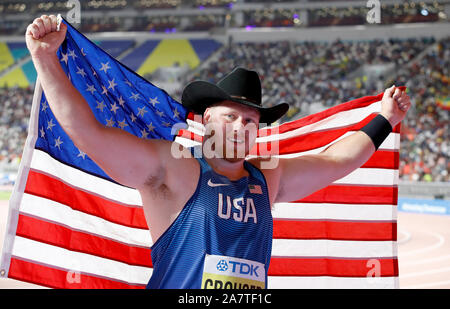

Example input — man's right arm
[26,15,168,189]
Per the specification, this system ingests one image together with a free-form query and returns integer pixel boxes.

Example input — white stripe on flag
[186,100,383,143]
[177,132,399,158]
[256,101,382,142]
[180,128,399,154]
[20,193,152,247]
[11,236,152,285]
[333,168,398,186]
[30,149,142,206]
[174,136,201,148]
[268,276,398,289]
[32,147,398,193]
[272,203,397,221]
[268,132,400,157]
[272,239,397,258]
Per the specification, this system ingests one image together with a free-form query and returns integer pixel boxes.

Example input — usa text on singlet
[146,146,273,289]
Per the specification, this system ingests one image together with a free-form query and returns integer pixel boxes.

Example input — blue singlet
[146,146,273,289]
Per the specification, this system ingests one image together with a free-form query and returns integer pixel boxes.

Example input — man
[25,15,411,289]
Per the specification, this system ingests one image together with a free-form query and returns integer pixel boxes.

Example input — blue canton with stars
[35,18,188,182]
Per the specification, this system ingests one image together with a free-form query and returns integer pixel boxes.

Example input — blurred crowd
[395,37,450,182]
[0,86,32,169]
[0,37,448,182]
[183,36,449,182]
[181,37,434,117]
[1,0,447,35]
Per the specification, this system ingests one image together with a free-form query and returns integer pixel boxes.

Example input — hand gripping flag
[0,18,400,289]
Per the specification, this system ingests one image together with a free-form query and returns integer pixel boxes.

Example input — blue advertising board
[398,197,450,216]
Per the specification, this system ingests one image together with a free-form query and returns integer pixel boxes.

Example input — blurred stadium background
[0,0,449,288]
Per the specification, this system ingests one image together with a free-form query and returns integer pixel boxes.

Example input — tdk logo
[216,259,259,277]
[216,260,228,271]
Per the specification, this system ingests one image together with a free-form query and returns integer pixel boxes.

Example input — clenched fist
[25,15,67,59]
[380,85,411,128]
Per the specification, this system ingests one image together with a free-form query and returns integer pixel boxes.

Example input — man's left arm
[273,85,411,203]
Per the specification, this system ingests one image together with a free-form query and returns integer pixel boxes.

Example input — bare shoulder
[151,140,200,190]
[246,157,283,205]
[246,156,283,177]
[138,141,200,243]
[131,139,199,191]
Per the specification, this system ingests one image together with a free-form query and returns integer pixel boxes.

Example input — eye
[225,114,235,120]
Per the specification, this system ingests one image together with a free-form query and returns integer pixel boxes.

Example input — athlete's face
[202,101,260,162]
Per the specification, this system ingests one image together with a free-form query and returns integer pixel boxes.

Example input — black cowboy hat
[181,67,289,125]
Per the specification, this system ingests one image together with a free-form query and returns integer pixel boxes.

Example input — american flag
[0,19,399,289]
[249,184,263,195]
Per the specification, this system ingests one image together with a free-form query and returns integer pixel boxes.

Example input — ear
[203,107,212,124]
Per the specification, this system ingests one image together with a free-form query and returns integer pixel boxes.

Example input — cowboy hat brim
[181,80,289,125]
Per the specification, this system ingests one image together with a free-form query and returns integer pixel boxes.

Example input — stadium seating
[0,38,223,87]
[0,0,448,182]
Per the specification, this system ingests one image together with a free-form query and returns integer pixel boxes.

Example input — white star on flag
[86,84,96,95]
[99,62,111,73]
[101,85,108,95]
[149,97,159,106]
[173,107,180,119]
[41,100,48,112]
[77,149,86,159]
[105,117,115,127]
[147,122,155,132]
[110,102,119,114]
[117,96,125,107]
[96,100,106,112]
[137,106,147,118]
[76,66,87,78]
[117,119,128,129]
[130,92,140,101]
[60,52,68,65]
[68,49,77,60]
[54,136,63,150]
[140,129,149,139]
[108,78,117,91]
[47,119,56,131]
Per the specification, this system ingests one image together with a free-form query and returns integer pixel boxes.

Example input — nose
[231,116,246,134]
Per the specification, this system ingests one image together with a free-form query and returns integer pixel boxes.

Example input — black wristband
[360,114,393,150]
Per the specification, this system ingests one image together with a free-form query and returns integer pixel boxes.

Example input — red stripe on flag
[253,114,378,156]
[297,185,398,205]
[8,257,145,289]
[183,113,401,157]
[16,214,152,267]
[25,170,148,229]
[186,112,197,121]
[361,150,399,169]
[262,96,383,136]
[177,128,203,143]
[273,219,397,241]
[260,88,405,136]
[268,256,399,277]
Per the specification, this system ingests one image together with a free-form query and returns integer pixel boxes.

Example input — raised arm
[26,15,169,189]
[273,85,411,203]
